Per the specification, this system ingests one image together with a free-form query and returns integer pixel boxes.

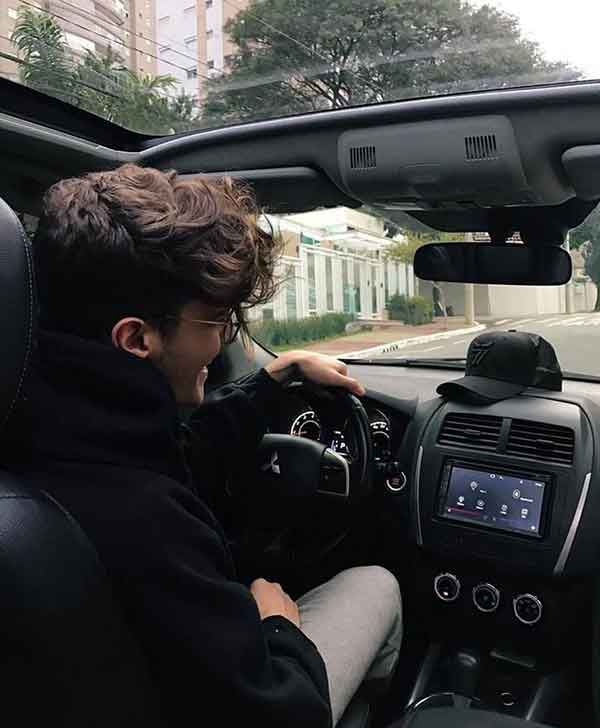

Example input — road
[370,313,600,376]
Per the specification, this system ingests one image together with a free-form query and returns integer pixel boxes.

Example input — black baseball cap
[437,331,562,404]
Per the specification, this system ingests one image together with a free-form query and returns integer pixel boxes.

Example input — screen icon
[470,481,479,491]
[457,496,465,506]
[521,508,529,519]
[476,499,485,510]
[512,489,521,500]
[500,504,509,515]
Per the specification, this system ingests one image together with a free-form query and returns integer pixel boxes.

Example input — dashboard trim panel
[415,445,424,546]
[553,472,592,576]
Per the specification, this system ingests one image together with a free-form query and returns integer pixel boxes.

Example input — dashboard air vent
[506,419,574,465]
[465,134,498,161]
[350,145,377,170]
[438,413,503,452]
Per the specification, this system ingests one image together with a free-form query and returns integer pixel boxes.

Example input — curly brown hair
[33,164,281,340]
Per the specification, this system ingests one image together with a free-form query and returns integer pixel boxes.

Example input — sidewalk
[300,317,482,356]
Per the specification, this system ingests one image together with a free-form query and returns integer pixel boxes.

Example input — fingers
[329,370,366,397]
[333,360,348,376]
[291,351,365,397]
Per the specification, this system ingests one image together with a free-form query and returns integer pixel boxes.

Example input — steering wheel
[255,383,373,503]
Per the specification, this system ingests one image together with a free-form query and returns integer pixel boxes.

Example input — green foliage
[571,204,600,310]
[204,0,577,127]
[387,294,433,325]
[11,8,201,135]
[251,313,354,348]
[11,8,76,104]
[385,231,464,264]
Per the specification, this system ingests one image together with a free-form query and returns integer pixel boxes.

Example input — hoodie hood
[25,329,189,483]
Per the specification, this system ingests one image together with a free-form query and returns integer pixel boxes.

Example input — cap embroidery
[469,340,495,367]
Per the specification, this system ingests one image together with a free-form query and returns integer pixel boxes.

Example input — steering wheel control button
[318,448,350,497]
[385,462,407,492]
[500,692,516,708]
[434,573,460,603]
[472,583,500,613]
[513,593,543,625]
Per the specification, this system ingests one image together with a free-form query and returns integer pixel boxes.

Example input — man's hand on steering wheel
[265,350,366,397]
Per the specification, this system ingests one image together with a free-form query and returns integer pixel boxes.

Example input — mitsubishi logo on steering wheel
[261,451,281,476]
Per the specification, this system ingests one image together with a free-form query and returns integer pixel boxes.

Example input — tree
[570,203,600,311]
[203,0,577,126]
[11,7,77,105]
[385,230,463,265]
[11,8,199,135]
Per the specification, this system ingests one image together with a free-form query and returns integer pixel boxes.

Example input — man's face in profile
[151,301,228,407]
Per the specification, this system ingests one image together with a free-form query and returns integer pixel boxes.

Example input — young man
[23,165,402,727]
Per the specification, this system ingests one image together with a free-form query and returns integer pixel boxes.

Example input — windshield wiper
[342,357,466,368]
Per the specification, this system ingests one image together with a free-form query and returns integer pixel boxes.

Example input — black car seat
[0,197,162,727]
[0,196,375,728]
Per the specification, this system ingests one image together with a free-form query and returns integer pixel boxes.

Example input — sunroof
[0,0,598,137]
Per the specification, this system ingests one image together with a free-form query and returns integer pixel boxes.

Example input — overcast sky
[473,0,600,78]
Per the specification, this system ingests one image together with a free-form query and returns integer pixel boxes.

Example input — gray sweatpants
[298,566,403,726]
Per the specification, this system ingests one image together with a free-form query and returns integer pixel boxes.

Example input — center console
[398,393,599,723]
[414,395,595,579]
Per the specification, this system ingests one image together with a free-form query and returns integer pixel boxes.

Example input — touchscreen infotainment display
[439,463,548,538]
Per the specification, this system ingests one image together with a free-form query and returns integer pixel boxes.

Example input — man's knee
[367,565,401,600]
[338,565,401,607]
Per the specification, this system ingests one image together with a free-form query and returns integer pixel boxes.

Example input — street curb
[339,323,487,359]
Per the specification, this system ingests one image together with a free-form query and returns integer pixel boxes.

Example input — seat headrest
[0,197,36,436]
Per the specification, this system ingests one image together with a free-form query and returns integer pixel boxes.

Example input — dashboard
[338,362,600,579]
[246,355,600,648]
[289,404,394,463]
[264,363,600,583]
[334,361,600,646]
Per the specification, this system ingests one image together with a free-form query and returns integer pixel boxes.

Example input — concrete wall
[573,281,597,313]
[487,285,566,318]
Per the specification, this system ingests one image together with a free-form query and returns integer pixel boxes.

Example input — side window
[16,212,38,237]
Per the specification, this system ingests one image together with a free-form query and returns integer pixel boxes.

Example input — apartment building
[156,0,248,99]
[0,0,156,86]
[156,0,199,99]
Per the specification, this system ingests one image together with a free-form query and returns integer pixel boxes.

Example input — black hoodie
[21,330,332,728]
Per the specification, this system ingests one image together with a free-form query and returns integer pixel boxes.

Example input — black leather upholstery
[0,198,34,434]
[0,201,160,727]
[0,475,161,726]
[394,707,549,728]
[338,693,372,728]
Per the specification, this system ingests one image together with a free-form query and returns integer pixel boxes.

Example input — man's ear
[111,318,162,359]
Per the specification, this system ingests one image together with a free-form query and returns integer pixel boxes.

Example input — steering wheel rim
[333,389,373,501]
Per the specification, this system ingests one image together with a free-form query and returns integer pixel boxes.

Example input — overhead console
[337,115,539,211]
[412,395,596,579]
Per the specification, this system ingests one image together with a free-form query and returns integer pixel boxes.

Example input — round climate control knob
[472,583,500,613]
[434,573,460,603]
[513,593,543,625]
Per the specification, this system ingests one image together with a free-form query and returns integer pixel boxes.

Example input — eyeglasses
[163,314,241,345]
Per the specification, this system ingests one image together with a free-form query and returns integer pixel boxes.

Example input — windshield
[0,0,598,135]
[249,204,600,381]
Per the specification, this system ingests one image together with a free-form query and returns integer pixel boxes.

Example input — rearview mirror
[414,243,572,286]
